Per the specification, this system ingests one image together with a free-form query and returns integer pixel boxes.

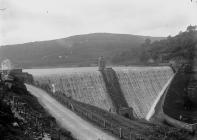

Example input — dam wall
[27,66,174,119]
[114,66,174,119]
[33,68,115,112]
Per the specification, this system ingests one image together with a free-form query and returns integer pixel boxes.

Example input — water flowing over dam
[29,67,115,111]
[25,66,174,119]
[114,66,174,118]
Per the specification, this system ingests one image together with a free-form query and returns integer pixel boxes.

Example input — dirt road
[26,84,117,140]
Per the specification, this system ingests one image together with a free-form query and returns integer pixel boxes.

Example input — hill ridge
[0,33,164,68]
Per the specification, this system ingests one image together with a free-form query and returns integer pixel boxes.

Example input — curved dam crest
[25,66,174,119]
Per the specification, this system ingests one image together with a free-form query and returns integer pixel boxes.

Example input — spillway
[114,66,174,119]
[25,66,174,119]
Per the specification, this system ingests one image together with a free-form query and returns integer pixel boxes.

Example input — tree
[186,25,197,32]
[145,38,151,46]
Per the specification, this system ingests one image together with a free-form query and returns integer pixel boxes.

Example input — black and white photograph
[0,0,197,140]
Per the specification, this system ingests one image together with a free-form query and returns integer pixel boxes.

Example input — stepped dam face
[25,66,174,119]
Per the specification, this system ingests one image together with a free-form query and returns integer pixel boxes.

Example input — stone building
[98,56,106,71]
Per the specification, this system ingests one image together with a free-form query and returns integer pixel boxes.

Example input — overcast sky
[0,0,197,45]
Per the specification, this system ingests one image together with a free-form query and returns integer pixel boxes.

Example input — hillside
[0,72,75,140]
[112,25,197,65]
[0,33,164,68]
[149,26,197,64]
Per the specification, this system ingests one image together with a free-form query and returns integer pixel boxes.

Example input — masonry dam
[26,66,176,121]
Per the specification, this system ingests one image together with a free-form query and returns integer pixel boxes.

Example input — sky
[0,0,197,45]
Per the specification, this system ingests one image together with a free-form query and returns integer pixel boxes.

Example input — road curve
[26,84,117,140]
